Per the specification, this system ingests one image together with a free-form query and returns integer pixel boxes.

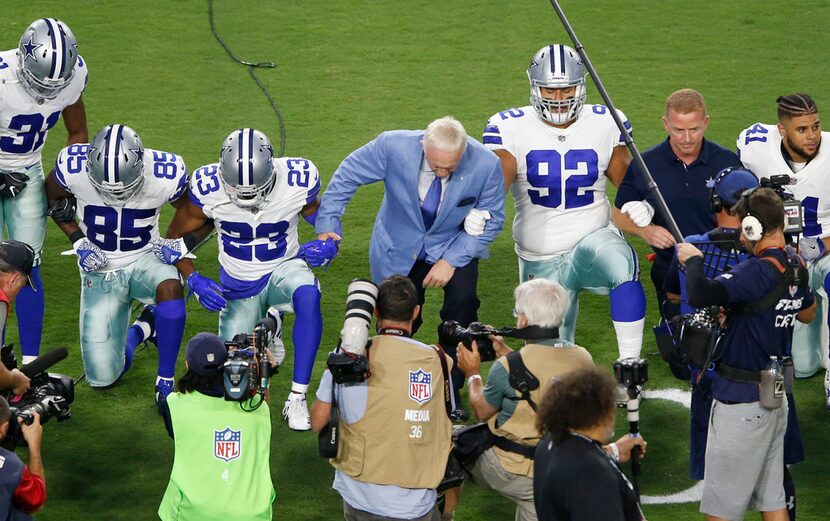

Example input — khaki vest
[487,343,593,477]
[332,335,452,488]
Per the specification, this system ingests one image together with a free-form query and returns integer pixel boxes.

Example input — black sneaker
[133,305,157,347]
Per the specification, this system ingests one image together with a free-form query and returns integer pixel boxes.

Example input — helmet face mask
[218,128,275,210]
[527,44,587,126]
[17,18,78,101]
[87,125,146,208]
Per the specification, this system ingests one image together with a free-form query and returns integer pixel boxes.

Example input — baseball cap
[710,167,760,208]
[185,332,228,375]
[0,240,36,290]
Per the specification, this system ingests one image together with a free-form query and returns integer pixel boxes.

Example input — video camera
[437,321,561,362]
[759,175,803,235]
[1,346,74,449]
[326,279,378,384]
[223,317,278,404]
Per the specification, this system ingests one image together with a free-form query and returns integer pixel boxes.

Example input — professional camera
[437,321,499,361]
[613,357,649,389]
[327,279,378,384]
[2,347,74,449]
[223,318,277,403]
[759,175,803,235]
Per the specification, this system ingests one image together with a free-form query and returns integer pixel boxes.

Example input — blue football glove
[187,272,227,312]
[150,237,191,265]
[299,238,339,268]
[73,238,109,272]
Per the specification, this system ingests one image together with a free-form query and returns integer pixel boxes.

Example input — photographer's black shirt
[534,433,643,521]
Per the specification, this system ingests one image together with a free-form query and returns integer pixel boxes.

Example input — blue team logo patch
[214,428,241,462]
[409,369,432,405]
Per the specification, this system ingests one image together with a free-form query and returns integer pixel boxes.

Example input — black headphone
[710,166,738,213]
[739,187,764,241]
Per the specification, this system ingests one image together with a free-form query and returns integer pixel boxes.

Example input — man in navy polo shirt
[677,187,815,521]
[613,89,740,317]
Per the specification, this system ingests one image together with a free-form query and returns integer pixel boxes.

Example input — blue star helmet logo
[22,34,42,62]
[129,147,143,167]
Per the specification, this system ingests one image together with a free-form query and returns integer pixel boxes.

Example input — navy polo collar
[659,136,712,166]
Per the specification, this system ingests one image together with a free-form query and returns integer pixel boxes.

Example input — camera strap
[431,344,455,419]
[377,327,410,337]
[506,351,540,412]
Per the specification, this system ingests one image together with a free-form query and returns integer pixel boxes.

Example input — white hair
[514,278,569,329]
[423,116,468,154]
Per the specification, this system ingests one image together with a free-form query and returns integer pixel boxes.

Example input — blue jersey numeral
[220,220,290,262]
[194,165,221,196]
[0,56,8,70]
[525,149,600,209]
[744,124,768,145]
[592,105,607,115]
[0,111,62,154]
[802,196,822,237]
[83,207,156,252]
[498,108,525,120]
[65,144,87,174]
[152,151,179,179]
[286,158,310,188]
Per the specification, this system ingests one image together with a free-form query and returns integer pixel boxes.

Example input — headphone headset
[739,187,764,242]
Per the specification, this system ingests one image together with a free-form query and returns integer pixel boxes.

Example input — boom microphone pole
[548,0,683,243]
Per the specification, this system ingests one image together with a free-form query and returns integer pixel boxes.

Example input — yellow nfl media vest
[487,343,593,477]
[332,335,453,488]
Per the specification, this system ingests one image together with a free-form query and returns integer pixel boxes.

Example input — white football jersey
[190,157,321,281]
[483,104,629,259]
[55,145,188,269]
[0,49,88,170]
[738,123,830,238]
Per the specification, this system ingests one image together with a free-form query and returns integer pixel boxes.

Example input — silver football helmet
[87,125,145,207]
[17,18,79,101]
[527,44,587,126]
[218,128,275,210]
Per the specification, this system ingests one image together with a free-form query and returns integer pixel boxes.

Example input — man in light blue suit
[317,116,505,410]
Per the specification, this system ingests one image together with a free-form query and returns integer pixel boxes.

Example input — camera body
[3,373,74,449]
[223,323,273,402]
[437,321,497,361]
[759,175,803,236]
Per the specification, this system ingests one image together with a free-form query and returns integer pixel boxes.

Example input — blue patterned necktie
[420,175,442,229]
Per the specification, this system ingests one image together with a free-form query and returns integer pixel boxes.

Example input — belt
[716,364,760,383]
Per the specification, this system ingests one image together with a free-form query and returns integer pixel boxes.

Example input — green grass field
[3,1,830,519]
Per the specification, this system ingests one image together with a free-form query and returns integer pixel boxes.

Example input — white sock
[21,355,37,365]
[291,382,309,394]
[613,318,644,359]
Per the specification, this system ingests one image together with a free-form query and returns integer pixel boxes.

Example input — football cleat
[155,376,175,411]
[824,369,830,412]
[132,305,157,347]
[282,392,311,431]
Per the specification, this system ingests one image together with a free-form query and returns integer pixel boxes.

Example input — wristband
[609,442,620,461]
[467,374,482,385]
[69,230,85,244]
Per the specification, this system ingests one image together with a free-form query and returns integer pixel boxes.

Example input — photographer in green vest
[158,332,275,521]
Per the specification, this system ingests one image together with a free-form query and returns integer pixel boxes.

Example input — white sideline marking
[637,388,704,505]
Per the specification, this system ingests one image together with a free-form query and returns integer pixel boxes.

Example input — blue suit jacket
[316,130,505,282]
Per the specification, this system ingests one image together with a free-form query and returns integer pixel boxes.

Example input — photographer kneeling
[311,275,453,521]
[448,279,641,521]
[0,398,45,519]
[0,240,35,395]
[676,187,815,521]
[158,333,275,521]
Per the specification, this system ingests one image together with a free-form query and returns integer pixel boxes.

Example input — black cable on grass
[208,0,287,156]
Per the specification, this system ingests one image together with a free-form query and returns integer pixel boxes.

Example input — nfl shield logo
[214,428,241,462]
[409,369,432,405]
